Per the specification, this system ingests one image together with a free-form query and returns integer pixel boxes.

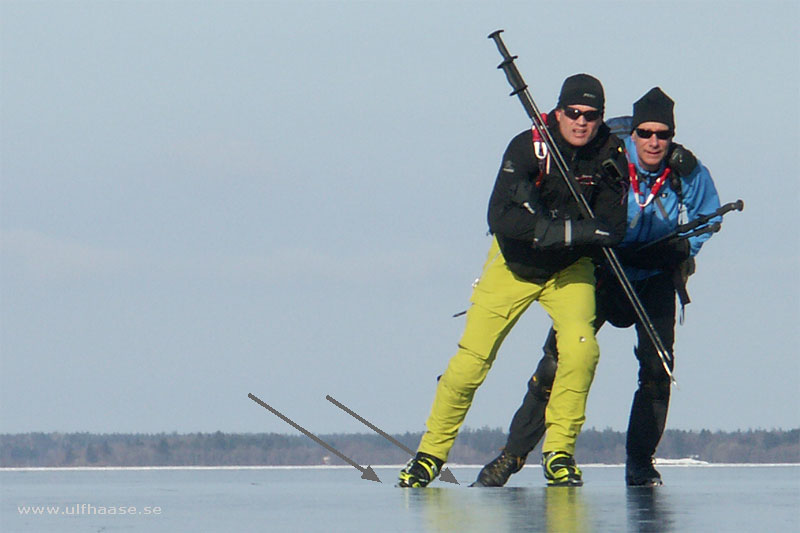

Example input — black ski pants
[504,268,676,463]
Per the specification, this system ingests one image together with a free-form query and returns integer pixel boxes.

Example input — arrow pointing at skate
[325,394,459,485]
[248,393,380,483]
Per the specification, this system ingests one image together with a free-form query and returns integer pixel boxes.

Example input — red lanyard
[531,114,551,184]
[628,163,671,208]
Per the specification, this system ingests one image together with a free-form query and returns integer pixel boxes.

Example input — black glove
[533,218,615,249]
[618,238,691,270]
[571,219,616,247]
[667,143,698,177]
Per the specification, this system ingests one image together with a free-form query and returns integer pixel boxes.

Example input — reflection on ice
[626,487,675,533]
[403,483,667,533]
[397,467,700,533]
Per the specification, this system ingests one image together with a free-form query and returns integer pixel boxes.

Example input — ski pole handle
[488,30,512,60]
[639,200,742,251]
[488,30,539,121]
[680,221,721,240]
[638,221,722,252]
[676,199,743,234]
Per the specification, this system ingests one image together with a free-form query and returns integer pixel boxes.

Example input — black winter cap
[557,73,605,111]
[632,87,675,131]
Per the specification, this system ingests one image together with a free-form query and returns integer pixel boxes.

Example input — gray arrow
[248,393,380,483]
[325,394,459,485]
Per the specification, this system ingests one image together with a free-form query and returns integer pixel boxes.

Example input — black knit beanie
[632,87,675,131]
[557,73,605,111]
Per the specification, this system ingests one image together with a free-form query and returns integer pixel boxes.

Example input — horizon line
[2,426,798,436]
[3,462,799,473]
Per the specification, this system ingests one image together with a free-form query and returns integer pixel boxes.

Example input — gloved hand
[667,143,698,177]
[570,219,616,247]
[533,218,615,249]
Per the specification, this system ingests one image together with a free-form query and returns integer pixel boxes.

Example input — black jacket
[487,112,628,281]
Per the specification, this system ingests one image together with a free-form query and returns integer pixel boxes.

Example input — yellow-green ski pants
[418,238,599,461]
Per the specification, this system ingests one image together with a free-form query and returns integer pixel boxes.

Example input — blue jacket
[620,135,721,280]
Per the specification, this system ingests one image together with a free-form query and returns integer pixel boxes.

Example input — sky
[1,1,798,439]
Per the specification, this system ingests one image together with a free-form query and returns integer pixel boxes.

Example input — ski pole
[679,199,743,233]
[636,221,721,252]
[488,29,677,384]
[674,221,721,241]
[638,200,743,251]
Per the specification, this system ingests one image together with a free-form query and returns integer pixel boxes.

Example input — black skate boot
[471,450,526,487]
[625,457,663,487]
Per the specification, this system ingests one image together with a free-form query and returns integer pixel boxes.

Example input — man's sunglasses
[562,106,601,122]
[635,128,673,140]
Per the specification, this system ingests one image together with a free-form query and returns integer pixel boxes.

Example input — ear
[554,108,563,122]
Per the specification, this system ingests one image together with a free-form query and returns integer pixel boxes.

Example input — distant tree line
[1,428,797,468]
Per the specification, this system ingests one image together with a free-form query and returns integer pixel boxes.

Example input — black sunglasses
[635,128,673,140]
[562,106,601,122]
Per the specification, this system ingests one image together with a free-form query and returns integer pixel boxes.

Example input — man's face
[555,105,602,147]
[632,121,673,171]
